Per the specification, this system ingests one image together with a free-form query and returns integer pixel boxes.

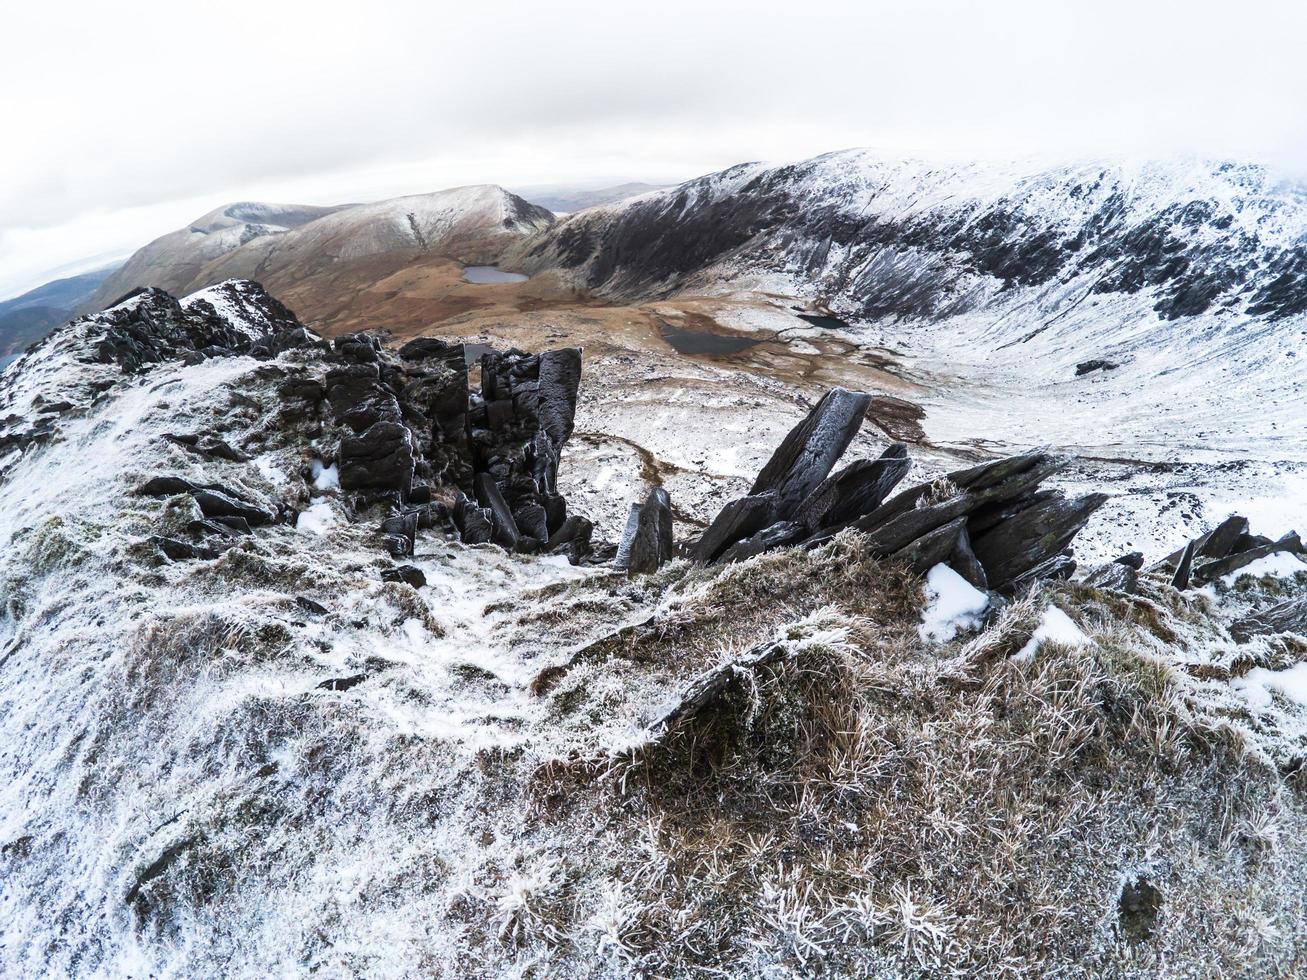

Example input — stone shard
[749,387,873,518]
[691,493,779,564]
[716,521,807,566]
[190,488,276,526]
[474,472,521,549]
[614,503,643,569]
[891,517,988,590]
[452,493,494,545]
[1084,561,1139,594]
[1155,515,1251,571]
[536,348,583,445]
[1171,540,1197,590]
[1004,553,1078,594]
[627,488,675,575]
[382,564,427,588]
[1193,532,1305,584]
[791,444,910,532]
[970,492,1108,593]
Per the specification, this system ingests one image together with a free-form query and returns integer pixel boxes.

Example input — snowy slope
[520,151,1307,461]
[86,202,343,311]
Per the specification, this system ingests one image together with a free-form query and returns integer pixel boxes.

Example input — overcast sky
[3,0,1306,298]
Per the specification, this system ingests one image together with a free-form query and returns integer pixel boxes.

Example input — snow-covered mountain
[518,151,1307,461]
[86,202,344,310]
[86,186,553,313]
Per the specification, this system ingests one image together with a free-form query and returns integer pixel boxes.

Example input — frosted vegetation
[2,290,1307,977]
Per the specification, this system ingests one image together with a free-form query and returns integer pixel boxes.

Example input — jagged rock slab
[970,492,1108,593]
[691,493,778,564]
[791,444,910,533]
[748,387,873,517]
[1193,532,1305,584]
[1230,595,1307,643]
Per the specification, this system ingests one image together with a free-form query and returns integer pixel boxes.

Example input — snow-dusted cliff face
[527,151,1307,323]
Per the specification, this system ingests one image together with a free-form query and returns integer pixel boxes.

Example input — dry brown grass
[523,533,1307,977]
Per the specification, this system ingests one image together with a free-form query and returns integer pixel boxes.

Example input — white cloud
[3,0,1306,297]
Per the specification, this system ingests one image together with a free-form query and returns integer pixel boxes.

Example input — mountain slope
[516,152,1307,461]
[85,187,554,315]
[86,202,344,311]
[0,266,120,365]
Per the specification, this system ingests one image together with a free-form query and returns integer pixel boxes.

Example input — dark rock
[339,421,414,495]
[1194,532,1304,584]
[295,596,329,615]
[749,387,874,518]
[1004,553,1077,594]
[163,433,248,462]
[474,472,520,548]
[380,512,419,556]
[627,488,675,574]
[139,476,199,496]
[317,674,367,692]
[398,337,466,369]
[191,488,275,526]
[382,564,427,588]
[890,517,987,590]
[1230,595,1307,643]
[1171,540,1197,590]
[452,493,494,545]
[691,493,779,564]
[151,536,219,561]
[1083,561,1139,593]
[1075,359,1119,376]
[1156,515,1250,570]
[791,443,910,532]
[614,503,643,569]
[1114,551,1145,569]
[716,521,807,566]
[970,492,1107,593]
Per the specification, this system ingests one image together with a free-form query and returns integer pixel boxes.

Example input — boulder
[382,565,427,588]
[338,421,414,495]
[1083,561,1139,593]
[1230,595,1307,643]
[891,517,987,589]
[190,488,276,526]
[627,488,675,575]
[474,472,520,549]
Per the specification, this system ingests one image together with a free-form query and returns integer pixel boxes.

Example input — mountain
[84,187,553,316]
[515,181,669,213]
[0,266,120,366]
[85,202,343,311]
[515,151,1307,462]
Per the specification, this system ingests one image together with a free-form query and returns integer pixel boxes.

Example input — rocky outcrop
[688,389,1106,594]
[1151,515,1305,589]
[1231,595,1307,643]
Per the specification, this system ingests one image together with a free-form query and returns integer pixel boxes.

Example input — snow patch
[310,459,340,490]
[296,500,336,535]
[1233,663,1307,710]
[1013,606,1092,662]
[918,564,989,643]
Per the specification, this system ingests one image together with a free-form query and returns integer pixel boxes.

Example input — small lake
[462,266,529,284]
[797,313,851,330]
[658,320,762,356]
[463,343,496,365]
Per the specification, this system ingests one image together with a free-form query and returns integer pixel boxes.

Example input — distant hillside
[0,266,120,366]
[516,181,667,213]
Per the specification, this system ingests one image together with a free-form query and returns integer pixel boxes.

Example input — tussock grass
[526,535,1307,977]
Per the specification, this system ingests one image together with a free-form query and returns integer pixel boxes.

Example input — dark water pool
[463,343,496,365]
[797,313,851,330]
[462,266,529,284]
[658,320,762,355]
